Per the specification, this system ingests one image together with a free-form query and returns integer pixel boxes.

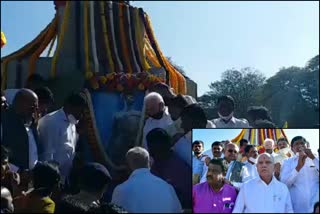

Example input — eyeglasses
[228,149,237,153]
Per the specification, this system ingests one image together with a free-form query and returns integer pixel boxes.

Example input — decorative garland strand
[126,5,141,73]
[29,17,57,77]
[107,1,123,72]
[51,1,71,78]
[134,9,151,71]
[89,1,99,73]
[119,3,133,74]
[1,18,53,90]
[83,89,127,171]
[100,1,115,74]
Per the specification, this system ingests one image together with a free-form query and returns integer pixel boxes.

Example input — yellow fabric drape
[1,19,52,91]
[231,129,246,144]
[250,129,255,145]
[134,9,151,71]
[1,31,7,48]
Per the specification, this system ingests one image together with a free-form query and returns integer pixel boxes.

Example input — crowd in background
[1,74,318,213]
[192,137,319,213]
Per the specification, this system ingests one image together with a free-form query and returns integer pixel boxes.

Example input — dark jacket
[1,108,42,170]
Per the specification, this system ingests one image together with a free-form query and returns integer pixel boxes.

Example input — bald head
[1,186,14,213]
[257,153,274,183]
[144,92,165,118]
[126,147,150,171]
[12,88,38,123]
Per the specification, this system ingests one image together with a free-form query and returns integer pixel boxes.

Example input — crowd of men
[0,77,210,213]
[1,73,318,213]
[192,137,320,213]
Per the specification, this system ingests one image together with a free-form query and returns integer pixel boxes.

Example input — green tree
[257,55,319,127]
[199,67,266,119]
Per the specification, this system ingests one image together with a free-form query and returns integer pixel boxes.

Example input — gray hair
[126,146,150,170]
[264,138,275,146]
[144,92,164,105]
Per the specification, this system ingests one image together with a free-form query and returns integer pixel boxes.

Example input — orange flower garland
[85,72,164,94]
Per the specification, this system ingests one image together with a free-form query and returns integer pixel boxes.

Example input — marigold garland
[85,72,164,94]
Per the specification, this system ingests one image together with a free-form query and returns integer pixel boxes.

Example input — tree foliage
[199,55,319,128]
[199,67,266,119]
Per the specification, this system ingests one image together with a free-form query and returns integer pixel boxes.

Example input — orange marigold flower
[138,83,145,90]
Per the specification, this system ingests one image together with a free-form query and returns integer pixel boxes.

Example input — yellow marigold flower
[85,72,94,79]
[99,76,107,84]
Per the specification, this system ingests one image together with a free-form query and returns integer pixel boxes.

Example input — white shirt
[243,160,259,181]
[143,107,173,150]
[111,168,182,213]
[280,154,319,213]
[25,126,38,169]
[206,120,216,128]
[211,117,249,128]
[233,176,294,213]
[173,131,192,167]
[38,108,78,181]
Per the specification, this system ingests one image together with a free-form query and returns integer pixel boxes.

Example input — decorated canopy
[1,1,188,95]
[231,129,288,146]
[1,31,6,48]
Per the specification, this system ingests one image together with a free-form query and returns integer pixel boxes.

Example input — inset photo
[192,128,319,213]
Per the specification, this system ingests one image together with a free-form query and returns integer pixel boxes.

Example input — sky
[192,129,319,154]
[1,1,319,95]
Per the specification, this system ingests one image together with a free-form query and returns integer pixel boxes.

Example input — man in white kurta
[38,93,87,182]
[142,92,173,150]
[280,136,319,213]
[233,153,293,213]
[211,95,249,128]
[243,145,259,180]
[111,147,182,213]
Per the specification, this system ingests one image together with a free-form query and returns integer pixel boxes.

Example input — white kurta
[280,155,319,213]
[38,108,78,181]
[111,168,182,213]
[243,161,259,181]
[211,117,250,128]
[142,107,173,150]
[233,176,294,213]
